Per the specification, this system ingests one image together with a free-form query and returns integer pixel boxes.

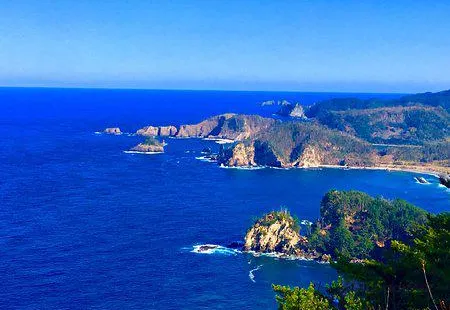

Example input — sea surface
[0,88,448,309]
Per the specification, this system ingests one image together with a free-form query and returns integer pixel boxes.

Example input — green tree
[273,283,331,310]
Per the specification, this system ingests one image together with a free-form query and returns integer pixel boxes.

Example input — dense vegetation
[144,136,163,145]
[305,89,450,119]
[253,122,377,166]
[303,89,450,146]
[273,191,449,309]
[315,105,449,145]
[274,212,450,310]
[252,210,300,232]
[398,89,450,112]
[308,190,429,259]
[386,140,450,164]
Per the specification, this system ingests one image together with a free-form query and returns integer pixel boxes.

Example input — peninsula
[111,89,449,185]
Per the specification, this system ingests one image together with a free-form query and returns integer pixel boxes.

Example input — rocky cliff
[277,102,306,118]
[137,125,177,137]
[219,122,378,168]
[439,174,450,188]
[136,114,275,141]
[244,210,308,257]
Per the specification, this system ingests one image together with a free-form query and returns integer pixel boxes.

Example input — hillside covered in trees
[305,89,450,146]
[268,191,449,310]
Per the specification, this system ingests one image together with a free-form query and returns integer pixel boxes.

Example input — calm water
[0,88,448,309]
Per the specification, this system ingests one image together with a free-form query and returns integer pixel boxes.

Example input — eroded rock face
[136,126,160,136]
[136,114,275,141]
[219,142,256,167]
[439,174,450,188]
[104,127,122,135]
[277,102,306,118]
[218,122,378,168]
[130,143,164,153]
[289,104,306,118]
[244,211,306,256]
[295,145,323,167]
[159,126,177,136]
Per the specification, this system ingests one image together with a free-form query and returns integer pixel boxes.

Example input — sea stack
[244,210,307,256]
[439,174,450,188]
[104,127,122,135]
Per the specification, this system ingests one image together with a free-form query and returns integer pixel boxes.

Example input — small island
[103,127,122,135]
[130,137,165,153]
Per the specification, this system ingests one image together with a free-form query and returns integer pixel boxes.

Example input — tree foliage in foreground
[274,212,450,310]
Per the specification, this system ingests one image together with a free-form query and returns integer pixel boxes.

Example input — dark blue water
[0,88,448,309]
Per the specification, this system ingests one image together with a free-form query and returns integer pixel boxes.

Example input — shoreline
[103,131,449,177]
[220,163,448,178]
[317,164,445,178]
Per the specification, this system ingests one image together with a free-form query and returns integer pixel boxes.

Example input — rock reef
[104,127,122,135]
[439,174,450,188]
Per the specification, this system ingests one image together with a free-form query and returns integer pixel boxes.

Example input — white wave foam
[203,138,235,144]
[414,177,430,185]
[195,156,216,163]
[219,164,264,170]
[249,265,262,283]
[191,244,240,256]
[246,250,314,261]
[123,151,163,155]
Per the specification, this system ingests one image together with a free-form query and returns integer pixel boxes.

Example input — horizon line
[0,85,411,95]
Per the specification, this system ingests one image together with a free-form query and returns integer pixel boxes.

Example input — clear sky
[1,0,449,92]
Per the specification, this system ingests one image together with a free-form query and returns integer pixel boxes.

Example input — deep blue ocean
[0,88,448,309]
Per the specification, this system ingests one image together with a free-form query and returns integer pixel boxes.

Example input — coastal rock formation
[130,143,164,153]
[130,137,165,153]
[219,122,378,168]
[415,176,429,184]
[219,141,282,167]
[219,142,256,166]
[136,114,275,141]
[244,190,430,261]
[104,127,122,135]
[244,211,307,256]
[439,174,450,188]
[277,102,306,118]
[136,125,177,137]
[159,126,178,136]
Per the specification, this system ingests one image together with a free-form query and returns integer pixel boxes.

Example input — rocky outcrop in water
[244,211,309,257]
[130,137,165,153]
[277,102,306,118]
[439,174,450,188]
[104,127,122,135]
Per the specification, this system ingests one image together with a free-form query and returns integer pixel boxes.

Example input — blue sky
[1,0,449,92]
